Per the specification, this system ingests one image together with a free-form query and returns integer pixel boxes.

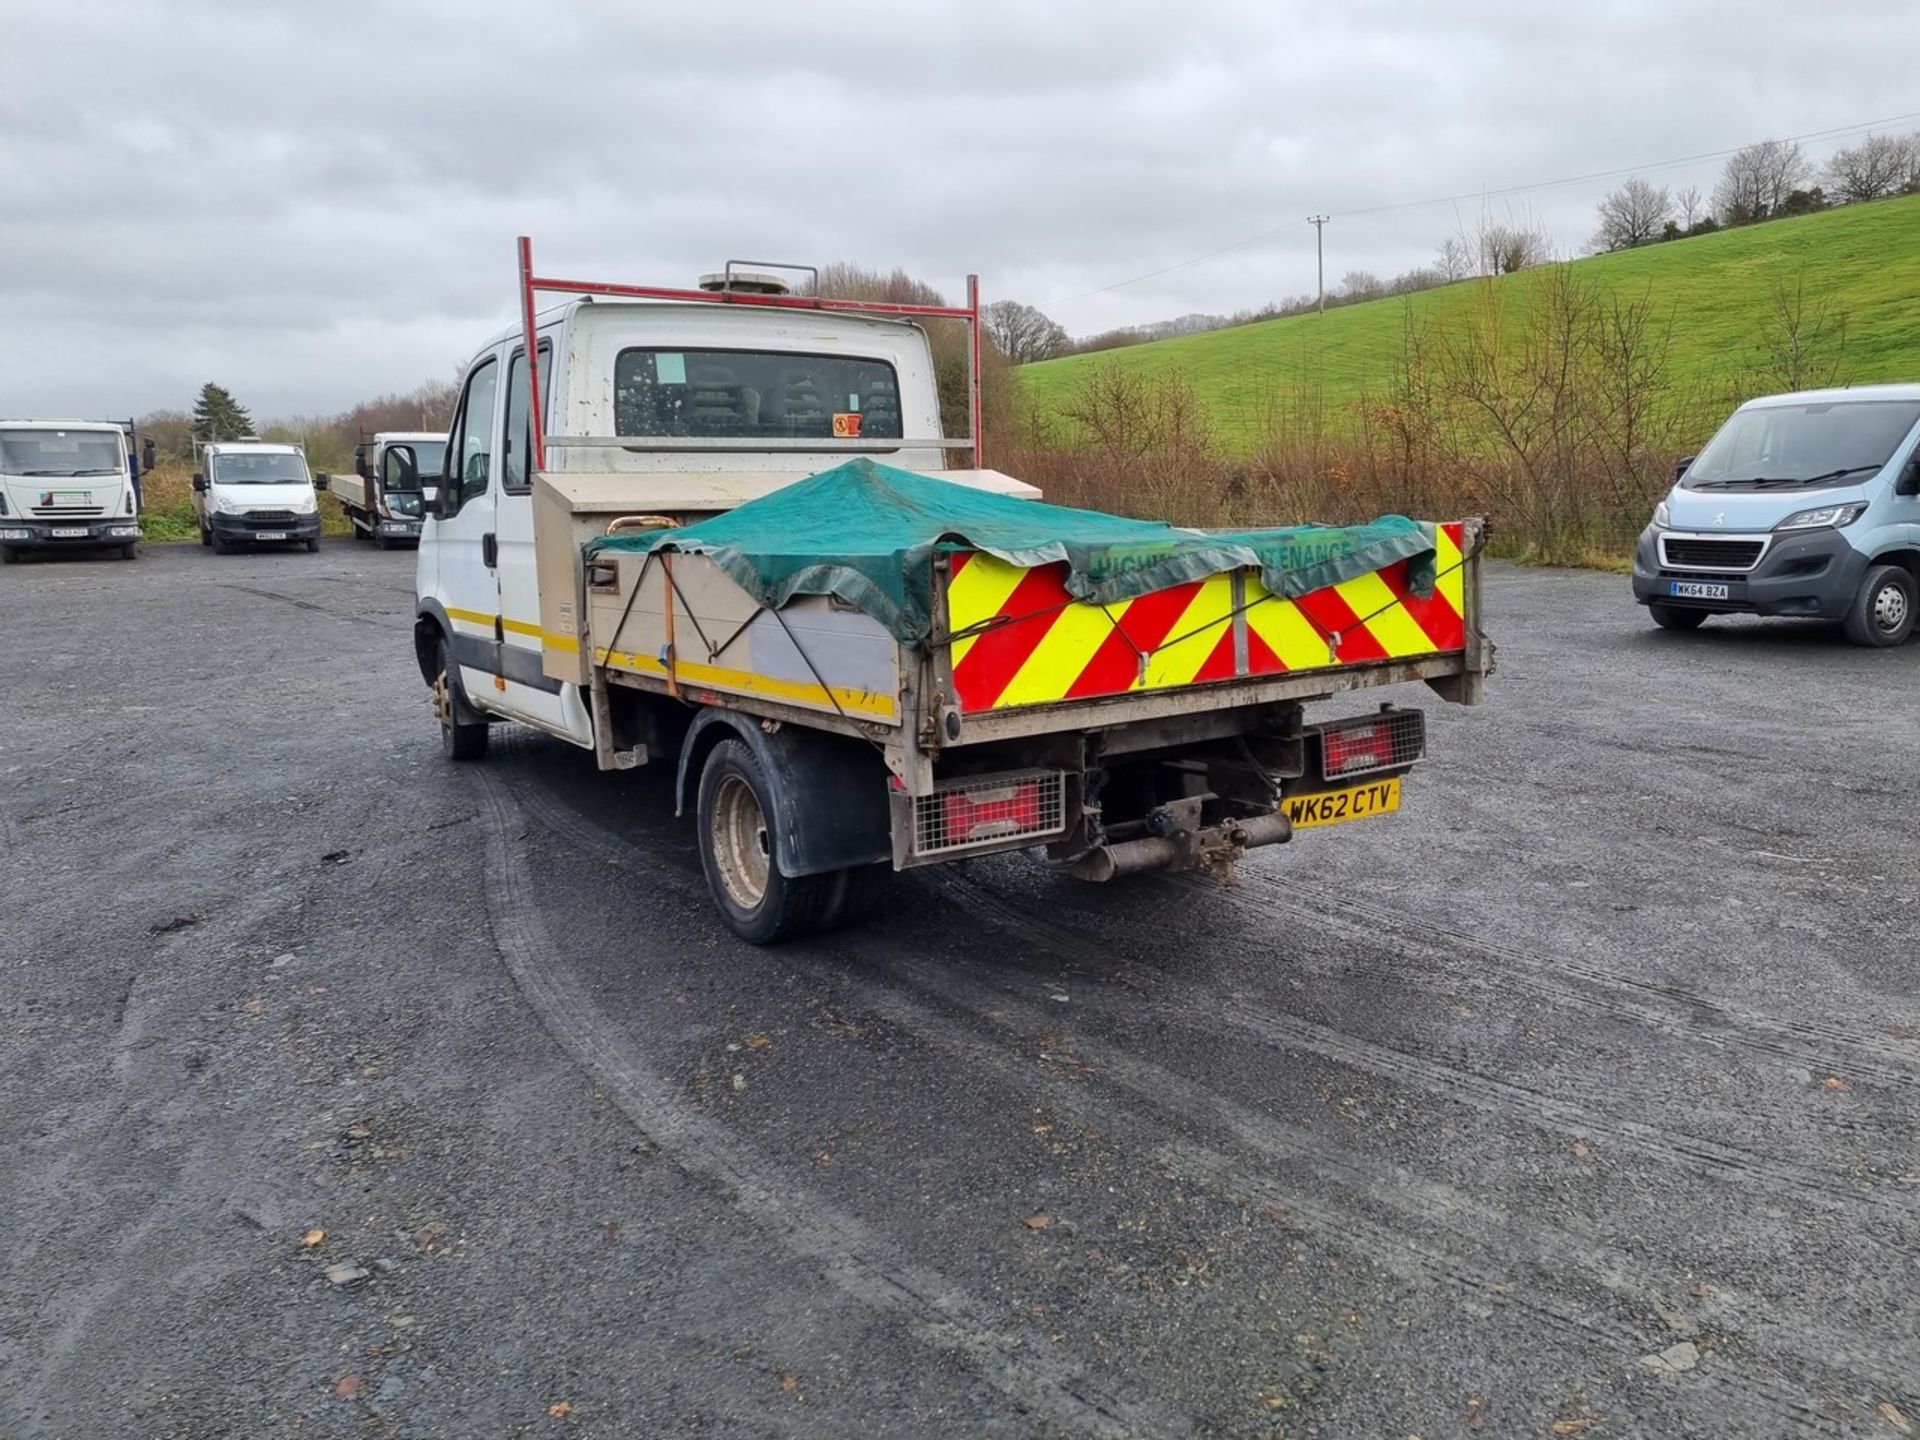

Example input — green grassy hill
[1020,194,1920,451]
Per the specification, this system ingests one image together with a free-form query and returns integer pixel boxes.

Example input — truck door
[488,339,591,742]
[436,353,503,702]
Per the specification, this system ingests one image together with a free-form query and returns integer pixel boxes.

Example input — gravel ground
[1,540,1915,1439]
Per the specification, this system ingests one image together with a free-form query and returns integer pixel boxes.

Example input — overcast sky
[6,0,1917,420]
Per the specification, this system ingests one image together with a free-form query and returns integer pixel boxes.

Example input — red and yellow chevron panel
[947,522,1467,712]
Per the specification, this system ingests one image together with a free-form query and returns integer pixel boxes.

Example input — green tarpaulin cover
[587,459,1437,647]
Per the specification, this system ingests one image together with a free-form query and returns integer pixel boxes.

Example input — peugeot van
[1632,384,1920,646]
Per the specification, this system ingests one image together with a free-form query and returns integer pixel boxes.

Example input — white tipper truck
[405,242,1490,942]
[0,419,150,562]
[316,431,443,548]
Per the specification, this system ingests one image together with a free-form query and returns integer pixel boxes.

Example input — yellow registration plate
[1284,776,1402,830]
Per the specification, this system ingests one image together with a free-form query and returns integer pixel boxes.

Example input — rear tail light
[1312,708,1425,781]
[911,769,1067,857]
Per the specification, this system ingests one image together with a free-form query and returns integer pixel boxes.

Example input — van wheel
[1648,603,1708,631]
[212,535,235,555]
[199,523,212,548]
[697,739,842,944]
[1843,565,1916,647]
[0,546,16,565]
[305,537,320,553]
[119,543,138,560]
[432,639,489,761]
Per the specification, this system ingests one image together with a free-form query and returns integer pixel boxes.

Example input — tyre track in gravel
[928,871,1915,1221]
[495,747,1910,1428]
[474,748,1192,1440]
[1179,867,1920,1090]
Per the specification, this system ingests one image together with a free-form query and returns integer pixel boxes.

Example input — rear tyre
[1648,603,1709,632]
[1843,564,1916,648]
[432,638,489,761]
[696,738,841,944]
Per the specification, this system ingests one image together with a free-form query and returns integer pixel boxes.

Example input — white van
[191,441,323,553]
[0,419,147,563]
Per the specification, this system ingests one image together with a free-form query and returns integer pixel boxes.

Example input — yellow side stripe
[593,646,897,720]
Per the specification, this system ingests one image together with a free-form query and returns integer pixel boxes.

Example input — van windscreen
[1686,401,1920,489]
[613,349,903,441]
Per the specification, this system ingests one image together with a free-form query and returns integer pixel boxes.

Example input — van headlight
[1776,503,1867,531]
[1652,500,1670,529]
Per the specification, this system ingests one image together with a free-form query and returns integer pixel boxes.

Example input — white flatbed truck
[406,241,1490,941]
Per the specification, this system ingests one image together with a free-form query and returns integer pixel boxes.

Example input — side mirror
[1673,454,1696,483]
[191,473,207,493]
[141,438,156,474]
[1898,454,1920,498]
[313,473,329,491]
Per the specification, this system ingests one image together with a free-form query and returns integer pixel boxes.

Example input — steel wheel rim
[1874,583,1908,633]
[711,774,771,909]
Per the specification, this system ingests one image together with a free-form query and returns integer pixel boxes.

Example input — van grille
[31,504,105,518]
[242,510,298,523]
[1660,538,1764,571]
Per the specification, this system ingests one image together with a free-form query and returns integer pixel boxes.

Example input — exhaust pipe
[1068,810,1292,882]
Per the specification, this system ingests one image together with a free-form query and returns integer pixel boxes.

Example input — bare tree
[1676,185,1703,230]
[1435,235,1473,283]
[982,299,1068,364]
[1826,133,1913,203]
[1592,177,1673,251]
[1339,270,1384,300]
[1754,272,1849,391]
[1479,222,1548,275]
[1713,140,1811,225]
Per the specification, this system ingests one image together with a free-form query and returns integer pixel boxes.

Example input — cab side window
[452,358,500,503]
[501,342,552,495]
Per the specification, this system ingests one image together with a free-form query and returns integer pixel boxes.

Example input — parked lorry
[316,431,442,547]
[1633,383,1920,646]
[405,241,1490,941]
[191,440,323,553]
[0,418,152,563]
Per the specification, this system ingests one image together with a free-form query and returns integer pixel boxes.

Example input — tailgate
[943,521,1471,712]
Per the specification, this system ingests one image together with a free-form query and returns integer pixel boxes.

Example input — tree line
[1590,132,1920,252]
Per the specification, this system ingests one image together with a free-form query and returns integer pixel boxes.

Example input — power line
[1058,107,1920,304]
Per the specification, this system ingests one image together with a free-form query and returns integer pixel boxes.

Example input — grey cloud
[3,0,1915,418]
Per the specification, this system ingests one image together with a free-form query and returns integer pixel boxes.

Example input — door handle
[482,532,498,568]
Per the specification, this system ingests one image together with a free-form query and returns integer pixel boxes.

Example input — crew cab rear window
[613,348,903,441]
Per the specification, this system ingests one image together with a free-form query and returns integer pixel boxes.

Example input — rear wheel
[432,638,489,760]
[696,738,846,944]
[1648,603,1709,631]
[1843,564,1916,647]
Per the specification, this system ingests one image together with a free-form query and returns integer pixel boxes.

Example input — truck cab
[0,419,147,563]
[408,273,1025,749]
[317,431,442,548]
[1633,384,1920,646]
[192,441,323,553]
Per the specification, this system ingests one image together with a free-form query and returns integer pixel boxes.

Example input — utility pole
[1308,215,1329,315]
